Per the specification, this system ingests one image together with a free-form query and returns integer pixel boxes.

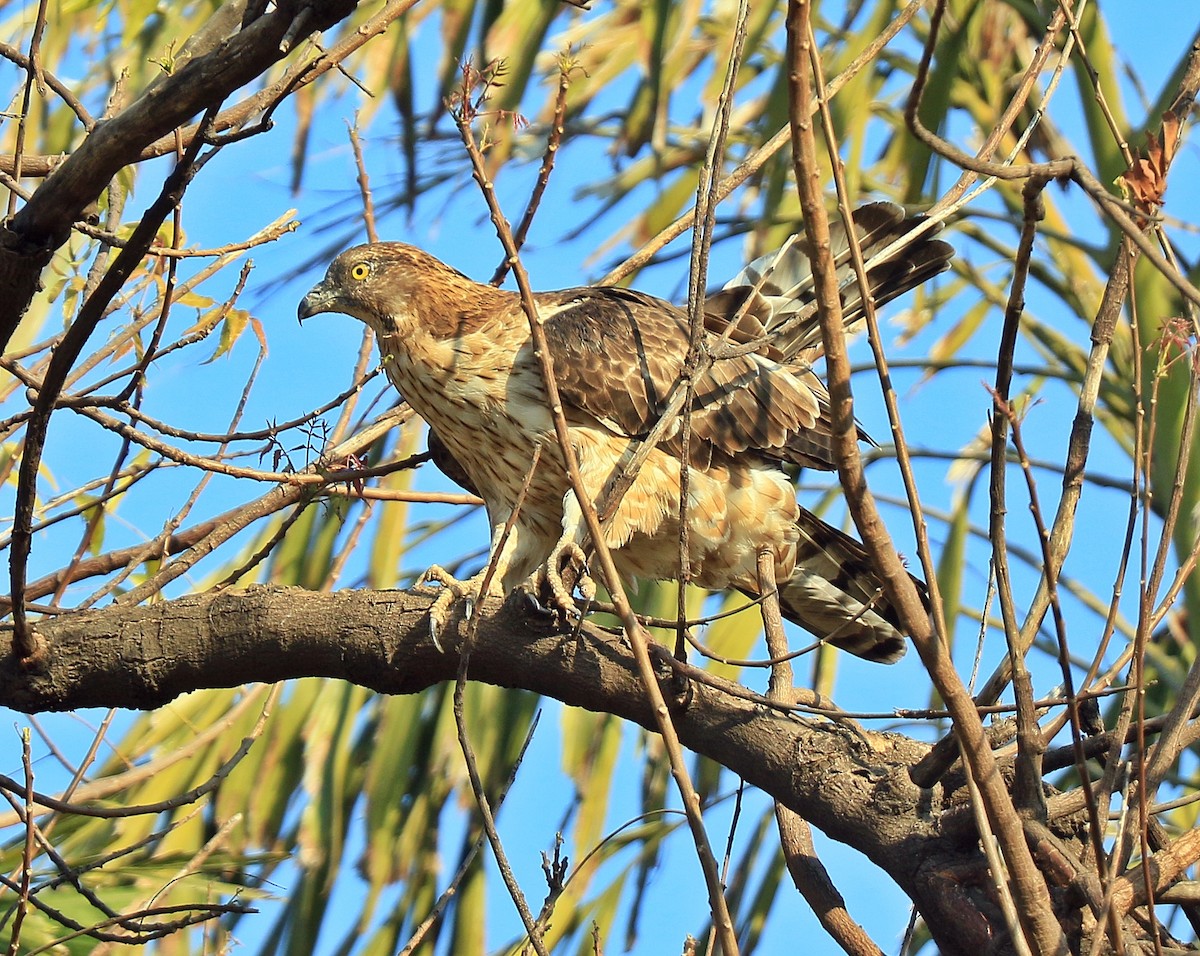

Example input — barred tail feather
[774,509,926,664]
[709,202,955,362]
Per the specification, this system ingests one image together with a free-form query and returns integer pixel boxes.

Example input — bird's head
[298,242,474,333]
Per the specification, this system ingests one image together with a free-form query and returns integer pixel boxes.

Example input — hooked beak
[297,280,335,324]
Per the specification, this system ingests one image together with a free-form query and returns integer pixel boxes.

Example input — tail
[772,508,927,664]
[704,202,954,362]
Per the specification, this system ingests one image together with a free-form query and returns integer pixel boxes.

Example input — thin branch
[9,110,218,658]
[451,90,741,956]
[673,0,750,656]
[784,2,1065,952]
[0,690,272,831]
[1000,392,1109,874]
[489,51,577,286]
[445,442,549,950]
[398,713,542,956]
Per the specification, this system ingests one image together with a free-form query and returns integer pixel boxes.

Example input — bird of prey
[298,202,952,663]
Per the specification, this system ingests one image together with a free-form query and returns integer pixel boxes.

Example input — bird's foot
[413,566,482,651]
[541,541,597,622]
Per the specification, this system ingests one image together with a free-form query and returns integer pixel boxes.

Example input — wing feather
[715,202,954,360]
[537,204,951,471]
[539,288,825,467]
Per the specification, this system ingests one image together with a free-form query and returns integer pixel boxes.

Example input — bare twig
[979,179,1052,828]
[4,729,37,956]
[784,2,1065,952]
[998,392,1109,874]
[451,684,544,954]
[0,686,278,821]
[451,87,741,956]
[106,410,414,607]
[490,51,578,286]
[74,215,299,258]
[398,713,542,956]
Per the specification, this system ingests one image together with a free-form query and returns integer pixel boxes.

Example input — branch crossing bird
[298,202,953,662]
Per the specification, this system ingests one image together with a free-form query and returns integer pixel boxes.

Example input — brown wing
[539,206,951,471]
[539,287,834,469]
[693,205,952,468]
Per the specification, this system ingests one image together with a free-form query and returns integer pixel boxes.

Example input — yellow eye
[350,262,371,281]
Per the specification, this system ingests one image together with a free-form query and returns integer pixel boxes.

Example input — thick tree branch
[0,586,1068,956]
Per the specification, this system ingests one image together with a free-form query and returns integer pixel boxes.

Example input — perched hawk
[299,203,952,663]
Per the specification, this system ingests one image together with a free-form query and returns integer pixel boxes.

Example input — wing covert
[538,287,831,467]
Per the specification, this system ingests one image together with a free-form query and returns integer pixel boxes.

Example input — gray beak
[297,280,334,324]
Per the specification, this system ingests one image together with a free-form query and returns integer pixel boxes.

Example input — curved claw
[544,542,596,621]
[413,566,481,651]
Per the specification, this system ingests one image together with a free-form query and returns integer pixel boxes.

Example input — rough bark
[0,585,1067,956]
